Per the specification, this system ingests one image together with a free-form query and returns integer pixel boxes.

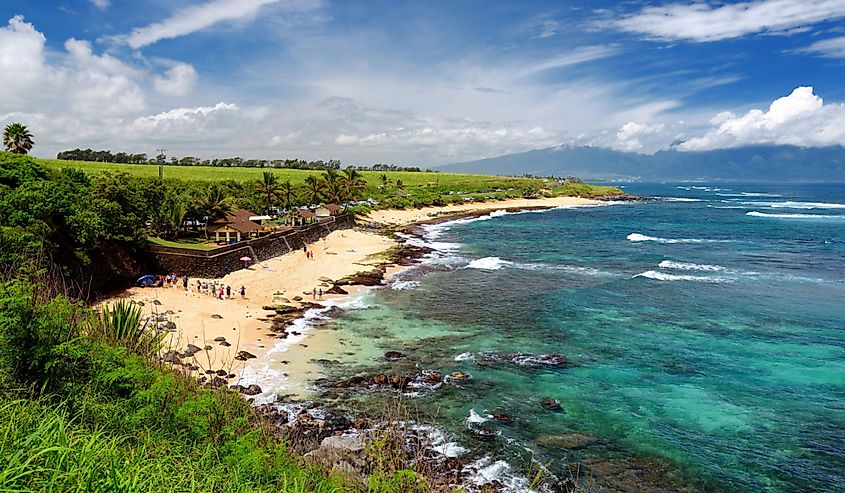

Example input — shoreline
[103,195,609,397]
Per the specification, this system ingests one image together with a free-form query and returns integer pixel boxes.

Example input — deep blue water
[325,184,845,492]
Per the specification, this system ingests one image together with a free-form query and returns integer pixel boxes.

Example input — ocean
[273,184,845,492]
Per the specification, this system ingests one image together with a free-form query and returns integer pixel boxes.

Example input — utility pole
[156,148,166,179]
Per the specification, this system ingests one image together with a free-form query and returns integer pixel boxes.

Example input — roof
[324,203,341,212]
[300,210,316,218]
[209,208,261,234]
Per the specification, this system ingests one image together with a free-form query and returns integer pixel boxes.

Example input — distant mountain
[440,145,845,182]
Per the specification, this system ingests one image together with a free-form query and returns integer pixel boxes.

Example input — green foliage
[96,300,164,356]
[2,122,34,155]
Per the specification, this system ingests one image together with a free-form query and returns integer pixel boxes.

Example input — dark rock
[211,314,222,319]
[371,374,387,386]
[162,350,181,364]
[292,296,303,301]
[137,301,145,306]
[205,369,216,375]
[539,398,562,411]
[213,336,226,342]
[152,299,162,305]
[215,369,228,377]
[424,371,442,384]
[262,305,276,311]
[537,433,596,449]
[183,344,202,357]
[234,350,257,361]
[384,351,404,361]
[242,384,262,396]
[325,284,348,295]
[492,413,512,424]
[209,377,227,388]
[330,376,367,388]
[449,371,470,380]
[227,373,236,379]
[219,341,232,347]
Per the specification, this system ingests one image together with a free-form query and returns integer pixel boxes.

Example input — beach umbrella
[136,274,156,287]
[239,256,252,262]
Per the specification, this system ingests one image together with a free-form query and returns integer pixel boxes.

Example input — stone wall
[147,214,357,279]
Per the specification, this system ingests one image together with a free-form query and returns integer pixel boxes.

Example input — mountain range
[440,145,845,182]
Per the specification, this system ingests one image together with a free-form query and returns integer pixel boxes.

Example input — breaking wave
[627,233,732,244]
[634,270,732,283]
[747,211,845,220]
[659,260,727,272]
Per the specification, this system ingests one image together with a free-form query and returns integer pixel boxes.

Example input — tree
[3,123,34,155]
[303,175,322,205]
[256,171,282,214]
[379,173,389,189]
[341,168,367,206]
[279,180,296,211]
[395,179,404,191]
[196,184,232,238]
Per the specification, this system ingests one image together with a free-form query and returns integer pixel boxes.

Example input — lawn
[146,236,216,250]
[37,158,533,188]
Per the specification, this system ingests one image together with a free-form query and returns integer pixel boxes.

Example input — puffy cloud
[153,63,198,97]
[63,39,146,115]
[614,122,666,152]
[679,86,845,150]
[130,103,241,140]
[0,16,57,109]
[604,0,845,42]
[797,35,845,58]
[118,0,319,49]
[90,0,110,10]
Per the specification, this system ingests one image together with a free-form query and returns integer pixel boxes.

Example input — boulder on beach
[219,341,232,347]
[384,351,404,361]
[162,351,181,364]
[211,314,223,319]
[213,336,226,342]
[234,350,257,361]
[183,344,202,357]
[325,285,348,295]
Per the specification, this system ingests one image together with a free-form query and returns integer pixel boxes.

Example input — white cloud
[153,63,198,97]
[605,0,845,42]
[680,86,845,150]
[614,122,666,152]
[119,0,319,49]
[90,0,110,10]
[0,16,56,108]
[797,35,845,58]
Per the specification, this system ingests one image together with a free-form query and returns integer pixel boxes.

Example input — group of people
[194,280,246,300]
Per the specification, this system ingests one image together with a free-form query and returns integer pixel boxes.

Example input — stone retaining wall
[147,214,356,279]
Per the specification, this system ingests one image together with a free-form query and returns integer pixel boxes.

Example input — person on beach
[240,285,246,299]
[318,288,323,300]
[226,285,231,299]
[219,286,224,300]
[183,276,188,290]
[196,280,201,292]
[312,287,316,300]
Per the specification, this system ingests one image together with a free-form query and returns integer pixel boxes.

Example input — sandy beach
[105,195,603,391]
[363,195,602,225]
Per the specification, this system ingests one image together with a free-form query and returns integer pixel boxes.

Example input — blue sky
[2,0,845,164]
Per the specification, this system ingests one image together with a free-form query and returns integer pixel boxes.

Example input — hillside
[441,145,845,182]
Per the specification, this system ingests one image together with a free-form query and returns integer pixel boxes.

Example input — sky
[2,0,845,166]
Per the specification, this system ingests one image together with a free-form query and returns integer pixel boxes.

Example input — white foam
[658,197,703,202]
[464,456,535,492]
[747,211,845,220]
[467,409,488,425]
[627,233,731,244]
[465,256,510,270]
[635,270,731,283]
[454,352,475,361]
[390,280,420,290]
[717,192,781,197]
[659,260,726,272]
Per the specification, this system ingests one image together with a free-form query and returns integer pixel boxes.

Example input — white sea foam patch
[657,197,703,202]
[627,233,732,244]
[747,211,845,220]
[717,192,781,197]
[454,352,475,362]
[743,201,845,210]
[390,280,420,290]
[467,409,489,426]
[465,257,510,270]
[635,270,732,283]
[659,260,726,272]
[464,456,538,492]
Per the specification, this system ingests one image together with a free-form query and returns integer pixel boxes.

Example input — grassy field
[37,157,534,188]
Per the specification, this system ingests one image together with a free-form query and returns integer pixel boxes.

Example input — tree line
[56,148,428,172]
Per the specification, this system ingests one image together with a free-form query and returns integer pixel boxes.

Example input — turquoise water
[322,184,845,492]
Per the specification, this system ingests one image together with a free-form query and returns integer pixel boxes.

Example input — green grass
[147,236,216,250]
[36,157,531,188]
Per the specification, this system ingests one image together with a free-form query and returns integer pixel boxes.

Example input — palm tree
[279,179,296,211]
[341,167,367,207]
[379,173,389,189]
[395,179,404,191]
[197,184,232,237]
[324,179,345,205]
[3,123,34,154]
[303,175,322,205]
[256,171,282,214]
